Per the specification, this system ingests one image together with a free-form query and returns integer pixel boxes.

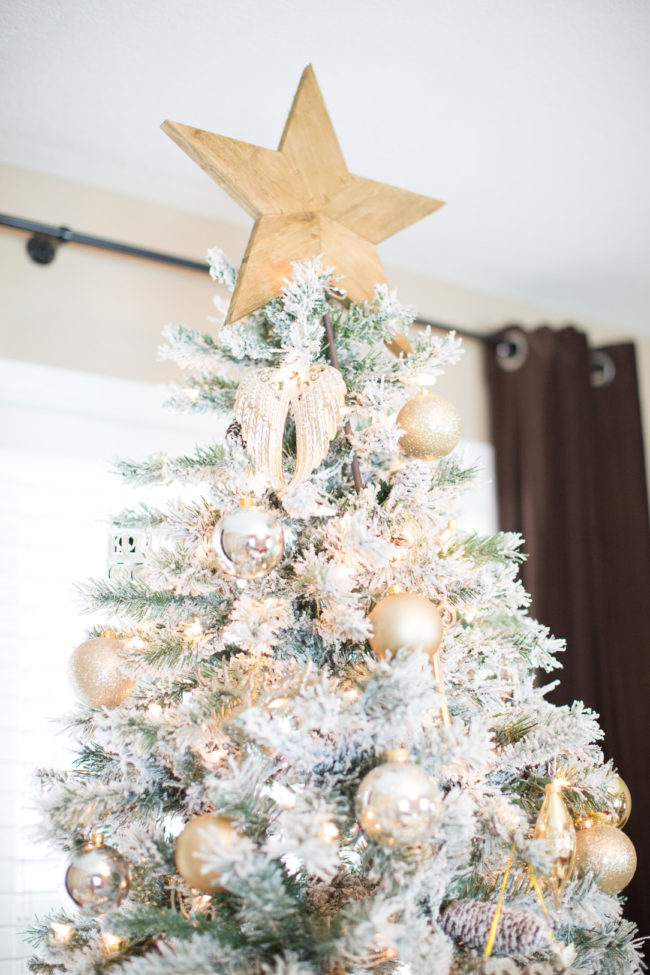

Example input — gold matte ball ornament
[68,636,135,708]
[211,502,284,580]
[356,748,442,848]
[174,814,238,893]
[369,592,443,660]
[65,833,130,914]
[574,823,637,895]
[396,392,461,460]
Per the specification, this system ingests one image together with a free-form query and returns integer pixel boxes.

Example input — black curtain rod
[0,212,498,345]
[0,212,209,272]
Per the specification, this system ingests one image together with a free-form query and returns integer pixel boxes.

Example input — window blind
[0,360,217,973]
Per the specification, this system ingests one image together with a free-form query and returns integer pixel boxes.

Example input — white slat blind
[0,360,217,973]
[0,358,496,973]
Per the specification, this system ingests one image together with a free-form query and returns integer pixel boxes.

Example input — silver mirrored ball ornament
[356,748,442,848]
[211,503,284,580]
[64,834,130,914]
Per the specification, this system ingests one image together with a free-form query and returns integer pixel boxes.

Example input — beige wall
[1,162,649,473]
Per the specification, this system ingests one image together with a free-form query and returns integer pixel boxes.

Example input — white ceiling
[1,0,649,333]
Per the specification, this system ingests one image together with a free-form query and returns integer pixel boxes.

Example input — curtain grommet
[590,350,616,388]
[495,328,528,372]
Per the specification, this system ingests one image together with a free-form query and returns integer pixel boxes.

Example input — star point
[162,65,443,323]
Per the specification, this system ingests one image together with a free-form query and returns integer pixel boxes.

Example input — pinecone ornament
[441,899,551,959]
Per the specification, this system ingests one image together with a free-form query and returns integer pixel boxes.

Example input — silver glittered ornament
[64,833,130,914]
[211,500,284,580]
[356,748,441,848]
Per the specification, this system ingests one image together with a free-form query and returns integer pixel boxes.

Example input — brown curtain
[485,325,650,952]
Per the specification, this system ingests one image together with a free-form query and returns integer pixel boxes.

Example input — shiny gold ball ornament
[576,774,632,830]
[68,636,135,708]
[211,501,284,580]
[64,833,130,914]
[396,391,461,460]
[603,775,632,829]
[356,748,442,848]
[534,781,576,908]
[575,823,637,895]
[174,813,238,892]
[369,592,443,660]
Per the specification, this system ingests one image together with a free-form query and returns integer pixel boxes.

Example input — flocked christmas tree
[29,67,644,975]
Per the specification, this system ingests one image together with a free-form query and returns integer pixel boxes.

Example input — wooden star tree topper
[162,65,443,325]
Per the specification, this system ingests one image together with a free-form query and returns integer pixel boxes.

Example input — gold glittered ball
[575,823,637,895]
[174,814,237,893]
[397,392,461,460]
[68,637,135,708]
[369,592,443,660]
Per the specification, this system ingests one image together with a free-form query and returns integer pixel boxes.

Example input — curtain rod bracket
[26,232,61,265]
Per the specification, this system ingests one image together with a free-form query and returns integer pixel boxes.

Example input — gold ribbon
[527,864,556,944]
[484,840,516,956]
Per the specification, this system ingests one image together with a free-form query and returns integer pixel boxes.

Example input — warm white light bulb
[101,932,122,953]
[50,922,73,943]
[318,821,340,844]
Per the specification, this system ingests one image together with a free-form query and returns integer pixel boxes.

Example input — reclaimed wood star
[162,64,443,326]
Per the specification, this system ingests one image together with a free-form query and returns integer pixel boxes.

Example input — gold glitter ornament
[65,833,130,914]
[396,391,461,460]
[174,813,238,892]
[211,501,284,580]
[534,781,576,907]
[369,591,443,660]
[235,364,346,490]
[356,747,442,848]
[574,823,637,895]
[68,636,135,708]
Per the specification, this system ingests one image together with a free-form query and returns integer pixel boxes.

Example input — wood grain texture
[162,64,444,327]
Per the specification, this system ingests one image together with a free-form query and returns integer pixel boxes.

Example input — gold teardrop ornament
[235,364,346,491]
[534,781,576,908]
